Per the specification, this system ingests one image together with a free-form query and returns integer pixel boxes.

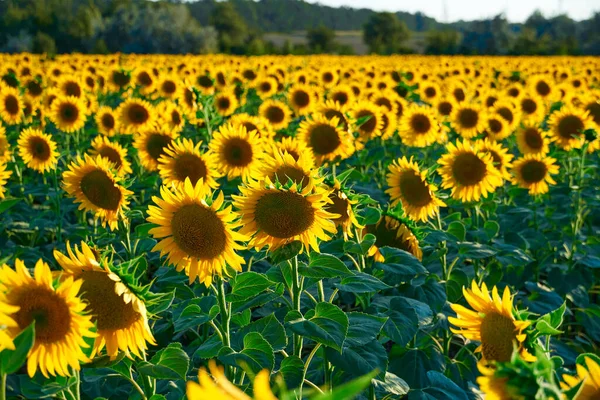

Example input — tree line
[1,0,599,55]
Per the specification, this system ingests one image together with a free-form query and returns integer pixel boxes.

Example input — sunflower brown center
[101,113,115,130]
[585,103,600,125]
[162,81,176,94]
[272,165,309,187]
[485,96,497,108]
[375,98,393,111]
[438,102,453,116]
[60,103,79,123]
[309,124,341,155]
[223,138,253,167]
[453,88,466,102]
[557,115,584,139]
[367,219,415,255]
[14,287,71,344]
[265,106,285,124]
[99,146,123,169]
[260,82,272,92]
[254,191,315,239]
[520,160,547,183]
[324,110,348,130]
[127,104,149,125]
[489,119,503,134]
[146,134,172,161]
[27,80,43,97]
[217,97,231,111]
[323,72,334,83]
[497,107,514,124]
[113,71,131,87]
[356,110,377,134]
[425,87,437,98]
[174,153,207,184]
[458,108,479,128]
[326,192,349,223]
[28,136,51,161]
[524,128,543,149]
[184,88,195,107]
[332,92,348,105]
[79,271,140,330]
[5,95,19,115]
[536,81,550,96]
[65,82,81,97]
[452,153,487,186]
[80,169,122,211]
[171,110,182,125]
[399,170,433,207]
[137,72,153,87]
[171,204,227,258]
[521,99,537,114]
[242,122,258,134]
[197,75,213,89]
[293,91,310,108]
[508,88,519,97]
[411,114,431,134]
[480,312,517,362]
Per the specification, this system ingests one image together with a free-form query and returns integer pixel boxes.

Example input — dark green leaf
[270,241,302,264]
[219,332,274,375]
[334,272,390,293]
[373,372,410,397]
[279,355,304,389]
[194,334,224,360]
[226,272,274,303]
[458,242,497,259]
[383,298,418,346]
[483,220,500,240]
[233,314,287,351]
[137,343,189,380]
[287,302,349,351]
[0,322,35,375]
[346,312,387,347]
[326,339,387,379]
[311,370,378,400]
[173,297,218,333]
[447,221,466,241]
[0,198,21,214]
[375,247,427,279]
[300,253,353,279]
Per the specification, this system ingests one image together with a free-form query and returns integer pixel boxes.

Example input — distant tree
[210,1,248,54]
[307,25,336,53]
[425,30,461,54]
[363,12,410,54]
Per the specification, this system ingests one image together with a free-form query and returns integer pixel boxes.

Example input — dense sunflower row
[0,53,598,399]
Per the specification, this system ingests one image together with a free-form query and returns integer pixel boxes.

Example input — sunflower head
[17,127,59,173]
[476,139,513,180]
[451,104,486,139]
[89,135,132,176]
[214,91,239,117]
[0,86,24,125]
[209,123,264,182]
[512,154,559,196]
[323,178,363,240]
[259,99,292,131]
[561,356,600,399]
[516,123,549,155]
[365,214,423,262]
[297,113,354,165]
[50,95,87,133]
[133,127,179,171]
[399,105,440,148]
[548,105,593,150]
[118,98,155,134]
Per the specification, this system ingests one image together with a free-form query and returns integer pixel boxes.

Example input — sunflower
[63,155,132,230]
[320,68,339,88]
[547,105,593,150]
[255,76,278,99]
[491,101,521,134]
[365,215,422,262]
[260,148,318,190]
[476,362,522,400]
[297,114,354,165]
[272,136,314,165]
[17,127,59,173]
[0,287,18,352]
[386,157,445,222]
[398,105,440,148]
[0,259,95,377]
[50,96,87,133]
[419,81,441,103]
[476,139,513,181]
[259,99,292,131]
[0,86,24,125]
[352,101,384,141]
[157,74,179,99]
[117,98,155,134]
[449,280,533,363]
[158,138,220,192]
[518,95,545,124]
[134,68,156,95]
[327,84,355,109]
[379,109,398,140]
[481,114,510,142]
[529,75,556,102]
[209,123,264,182]
[325,179,363,240]
[54,242,155,359]
[187,360,276,400]
[318,100,353,132]
[434,97,456,120]
[157,101,185,134]
[233,177,338,252]
[89,135,132,176]
[24,78,44,102]
[133,127,179,172]
[437,139,503,203]
[0,159,12,199]
[229,113,273,140]
[177,84,200,121]
[561,357,600,400]
[516,123,550,155]
[288,84,317,116]
[511,154,559,196]
[214,91,239,117]
[0,124,11,162]
[451,103,486,139]
[147,181,246,285]
[57,77,84,98]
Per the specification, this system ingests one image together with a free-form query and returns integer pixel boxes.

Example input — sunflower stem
[0,373,6,400]
[216,277,233,379]
[291,255,303,357]
[299,343,321,399]
[318,280,325,302]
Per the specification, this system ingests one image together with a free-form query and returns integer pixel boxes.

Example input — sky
[303,0,600,22]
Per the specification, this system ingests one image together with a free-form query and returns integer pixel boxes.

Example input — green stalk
[299,343,321,399]
[291,256,303,357]
[0,373,6,400]
[216,277,233,379]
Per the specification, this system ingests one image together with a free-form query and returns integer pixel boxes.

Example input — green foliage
[363,12,411,54]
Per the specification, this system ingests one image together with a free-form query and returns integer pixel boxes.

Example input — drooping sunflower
[476,139,513,181]
[516,123,550,155]
[352,101,384,141]
[386,157,445,222]
[511,154,559,196]
[449,280,534,363]
[233,177,338,252]
[50,95,87,133]
[158,138,220,192]
[63,155,132,229]
[89,135,132,176]
[133,127,179,172]
[147,181,246,286]
[365,215,423,262]
[451,103,486,139]
[0,259,95,378]
[258,99,292,131]
[213,91,239,117]
[0,288,18,352]
[561,357,600,399]
[117,98,155,134]
[437,139,503,203]
[297,114,354,165]
[17,127,59,173]
[0,86,23,125]
[324,178,363,240]
[187,360,276,400]
[0,158,12,199]
[547,105,593,150]
[209,123,264,182]
[398,104,440,148]
[54,242,155,359]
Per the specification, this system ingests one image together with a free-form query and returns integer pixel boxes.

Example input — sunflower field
[0,53,599,400]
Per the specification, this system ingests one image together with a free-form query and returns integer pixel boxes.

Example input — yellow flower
[89,135,133,176]
[511,154,559,195]
[476,139,513,181]
[297,114,354,165]
[0,86,24,125]
[133,127,179,172]
[214,91,239,117]
[324,179,363,240]
[209,123,264,182]
[365,215,422,262]
[0,158,12,199]
[561,357,600,400]
[259,100,292,131]
[451,103,486,139]
[398,104,440,148]
[516,123,550,155]
[50,96,87,133]
[547,105,594,151]
[117,98,155,134]
[17,127,59,173]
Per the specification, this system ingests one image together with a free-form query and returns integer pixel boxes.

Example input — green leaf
[373,372,410,397]
[447,221,466,241]
[173,296,219,333]
[287,302,349,351]
[389,349,429,388]
[312,370,378,400]
[299,253,353,279]
[326,339,387,379]
[383,298,419,347]
[134,223,156,237]
[219,332,275,375]
[536,302,566,335]
[358,207,381,225]
[419,371,468,400]
[458,242,497,259]
[149,396,167,400]
[375,247,427,279]
[279,355,304,389]
[270,241,302,264]
[345,312,387,347]
[0,322,35,375]
[194,334,224,360]
[233,314,287,351]
[483,220,500,240]
[0,198,21,214]
[226,272,274,303]
[343,234,376,256]
[137,342,189,380]
[334,272,390,293]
